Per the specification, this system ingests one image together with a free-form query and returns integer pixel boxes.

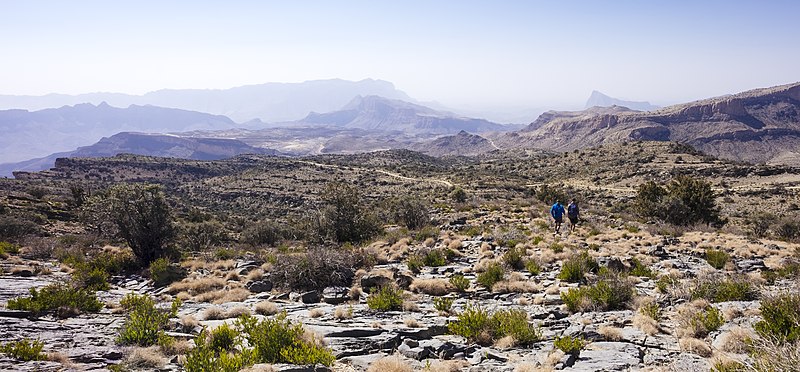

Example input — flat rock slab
[568,342,642,371]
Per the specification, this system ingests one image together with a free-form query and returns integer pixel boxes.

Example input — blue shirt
[550,203,565,219]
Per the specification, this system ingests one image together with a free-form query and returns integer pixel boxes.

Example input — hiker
[567,199,580,232]
[550,200,565,235]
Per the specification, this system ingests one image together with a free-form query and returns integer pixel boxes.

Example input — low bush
[629,258,655,278]
[367,286,403,312]
[237,313,335,366]
[639,302,662,321]
[180,220,227,251]
[391,195,430,230]
[117,293,180,346]
[558,251,598,283]
[476,262,504,289]
[554,335,585,356]
[433,297,454,314]
[270,247,373,291]
[241,220,287,246]
[422,249,447,267]
[449,274,470,292]
[7,283,103,317]
[705,249,730,270]
[690,275,758,303]
[561,272,634,313]
[185,328,254,372]
[448,305,541,346]
[525,259,541,275]
[502,246,526,270]
[0,339,46,361]
[149,257,186,287]
[209,323,238,352]
[407,255,424,273]
[754,292,800,343]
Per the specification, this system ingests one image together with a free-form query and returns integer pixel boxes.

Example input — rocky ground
[2,206,798,372]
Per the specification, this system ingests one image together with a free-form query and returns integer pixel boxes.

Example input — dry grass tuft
[255,301,279,316]
[718,326,755,353]
[225,305,252,318]
[168,276,226,295]
[513,362,543,372]
[632,313,659,336]
[367,354,413,372]
[47,351,73,367]
[125,346,166,369]
[494,335,517,349]
[309,308,324,318]
[349,285,363,300]
[179,315,200,331]
[403,317,421,328]
[211,259,236,270]
[410,278,453,296]
[195,287,251,304]
[426,360,470,372]
[402,300,419,312]
[599,325,623,341]
[160,339,191,356]
[679,337,711,357]
[240,364,276,372]
[492,280,541,294]
[246,268,264,282]
[334,305,353,320]
[203,306,226,320]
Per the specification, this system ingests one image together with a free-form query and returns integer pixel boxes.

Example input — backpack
[568,203,578,217]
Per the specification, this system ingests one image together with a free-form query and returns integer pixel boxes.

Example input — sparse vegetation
[448,305,541,346]
[0,339,47,361]
[7,283,103,317]
[116,293,180,346]
[561,272,634,313]
[449,274,470,292]
[476,262,505,289]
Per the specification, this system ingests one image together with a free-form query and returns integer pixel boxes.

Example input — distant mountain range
[585,90,659,111]
[494,81,800,165]
[298,95,512,134]
[0,79,413,123]
[0,132,275,177]
[0,103,237,163]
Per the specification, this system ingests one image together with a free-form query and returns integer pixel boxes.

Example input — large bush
[90,184,176,265]
[391,195,430,230]
[270,247,373,291]
[312,182,382,244]
[7,283,103,317]
[634,175,722,226]
[755,292,800,343]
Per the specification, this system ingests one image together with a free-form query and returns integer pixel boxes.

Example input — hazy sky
[2,0,799,109]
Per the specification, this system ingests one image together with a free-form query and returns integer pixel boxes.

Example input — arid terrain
[1,141,799,371]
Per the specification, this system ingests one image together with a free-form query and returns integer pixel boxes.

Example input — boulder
[246,280,273,293]
[360,271,393,293]
[322,286,350,305]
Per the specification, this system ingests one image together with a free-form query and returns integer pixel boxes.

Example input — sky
[2,0,799,110]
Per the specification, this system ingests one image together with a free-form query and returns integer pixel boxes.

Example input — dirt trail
[298,161,454,187]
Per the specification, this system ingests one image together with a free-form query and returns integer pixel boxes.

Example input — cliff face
[499,82,800,165]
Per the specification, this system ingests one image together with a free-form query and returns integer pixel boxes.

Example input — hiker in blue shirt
[550,200,565,235]
[567,199,580,233]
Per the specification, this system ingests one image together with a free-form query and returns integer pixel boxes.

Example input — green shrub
[149,257,185,287]
[694,306,724,336]
[502,246,526,270]
[391,195,430,230]
[525,259,542,275]
[7,283,103,317]
[754,292,800,343]
[0,339,46,361]
[561,273,634,313]
[423,249,447,267]
[0,241,20,255]
[656,274,680,293]
[433,297,454,314]
[712,361,746,372]
[639,302,661,321]
[634,176,722,226]
[558,251,598,283]
[236,313,335,366]
[629,258,655,278]
[549,242,564,253]
[181,220,227,251]
[775,219,800,242]
[691,276,758,303]
[554,335,585,356]
[414,225,440,242]
[451,187,467,203]
[185,328,255,372]
[407,254,424,273]
[530,235,544,245]
[72,264,111,291]
[241,220,287,246]
[117,293,179,346]
[448,305,540,346]
[476,262,504,289]
[448,304,491,343]
[210,323,238,352]
[314,182,382,244]
[366,286,403,312]
[705,249,730,270]
[449,274,470,292]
